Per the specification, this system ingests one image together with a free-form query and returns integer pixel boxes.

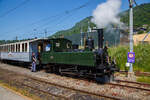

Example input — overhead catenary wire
[4,0,94,36]
[20,10,78,39]
[2,0,96,40]
[17,0,95,39]
[0,0,31,18]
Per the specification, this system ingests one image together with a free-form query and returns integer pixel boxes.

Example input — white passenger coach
[0,38,48,63]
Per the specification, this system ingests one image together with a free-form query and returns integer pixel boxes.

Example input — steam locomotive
[41,29,119,83]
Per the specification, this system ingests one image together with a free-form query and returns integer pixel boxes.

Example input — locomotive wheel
[54,66,61,75]
[109,74,114,82]
[45,65,54,73]
[96,75,110,84]
[58,67,62,75]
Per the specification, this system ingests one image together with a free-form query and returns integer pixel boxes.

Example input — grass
[108,44,150,72]
[137,76,150,84]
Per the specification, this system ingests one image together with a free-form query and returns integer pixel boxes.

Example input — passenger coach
[0,38,49,64]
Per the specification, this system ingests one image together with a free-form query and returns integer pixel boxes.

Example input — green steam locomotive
[40,29,119,83]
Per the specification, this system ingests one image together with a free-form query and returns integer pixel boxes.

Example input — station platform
[0,85,31,100]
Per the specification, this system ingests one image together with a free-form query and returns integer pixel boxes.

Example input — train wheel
[96,75,110,84]
[58,67,62,75]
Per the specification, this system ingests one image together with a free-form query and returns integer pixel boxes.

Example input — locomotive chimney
[92,28,104,49]
[97,29,104,49]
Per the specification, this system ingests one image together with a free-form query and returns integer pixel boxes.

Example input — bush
[108,44,150,72]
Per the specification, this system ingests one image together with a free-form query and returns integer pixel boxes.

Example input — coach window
[10,45,11,52]
[18,44,20,52]
[8,45,10,52]
[9,45,10,52]
[1,46,2,52]
[6,45,8,52]
[16,44,17,52]
[8,45,9,52]
[13,44,15,52]
[6,45,7,52]
[11,45,12,52]
[25,43,27,52]
[6,46,7,52]
[13,45,15,52]
[10,45,12,52]
[22,43,24,52]
[3,46,4,52]
[4,46,6,52]
[11,45,13,52]
[5,46,6,52]
[3,46,5,52]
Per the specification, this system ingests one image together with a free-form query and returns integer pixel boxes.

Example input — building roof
[133,33,150,45]
[0,38,49,46]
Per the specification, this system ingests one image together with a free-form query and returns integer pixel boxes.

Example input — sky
[0,0,150,40]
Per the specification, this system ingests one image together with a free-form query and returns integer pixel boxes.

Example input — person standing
[31,52,36,72]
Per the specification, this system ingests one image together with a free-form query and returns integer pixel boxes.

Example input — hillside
[52,16,95,37]
[120,3,150,27]
[51,3,150,38]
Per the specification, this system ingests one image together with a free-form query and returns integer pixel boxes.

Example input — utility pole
[44,29,47,39]
[87,21,91,37]
[129,0,134,72]
[33,29,37,38]
[80,27,83,47]
[16,36,18,41]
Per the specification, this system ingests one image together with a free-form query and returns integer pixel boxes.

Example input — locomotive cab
[44,38,72,52]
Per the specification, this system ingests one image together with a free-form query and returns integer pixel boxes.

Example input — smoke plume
[91,0,122,28]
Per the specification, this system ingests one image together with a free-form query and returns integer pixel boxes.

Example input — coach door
[38,43,43,54]
[37,42,44,65]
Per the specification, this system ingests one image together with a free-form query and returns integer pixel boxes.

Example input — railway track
[119,70,150,77]
[0,68,121,100]
[108,79,150,92]
[135,71,150,77]
[0,66,150,100]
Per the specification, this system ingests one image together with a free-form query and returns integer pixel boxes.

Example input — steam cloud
[91,0,122,28]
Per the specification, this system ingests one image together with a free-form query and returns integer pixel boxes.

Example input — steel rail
[108,81,150,92]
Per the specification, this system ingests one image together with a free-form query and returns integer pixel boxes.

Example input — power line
[33,0,94,34]
[6,0,93,35]
[0,0,31,18]
[3,0,94,39]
